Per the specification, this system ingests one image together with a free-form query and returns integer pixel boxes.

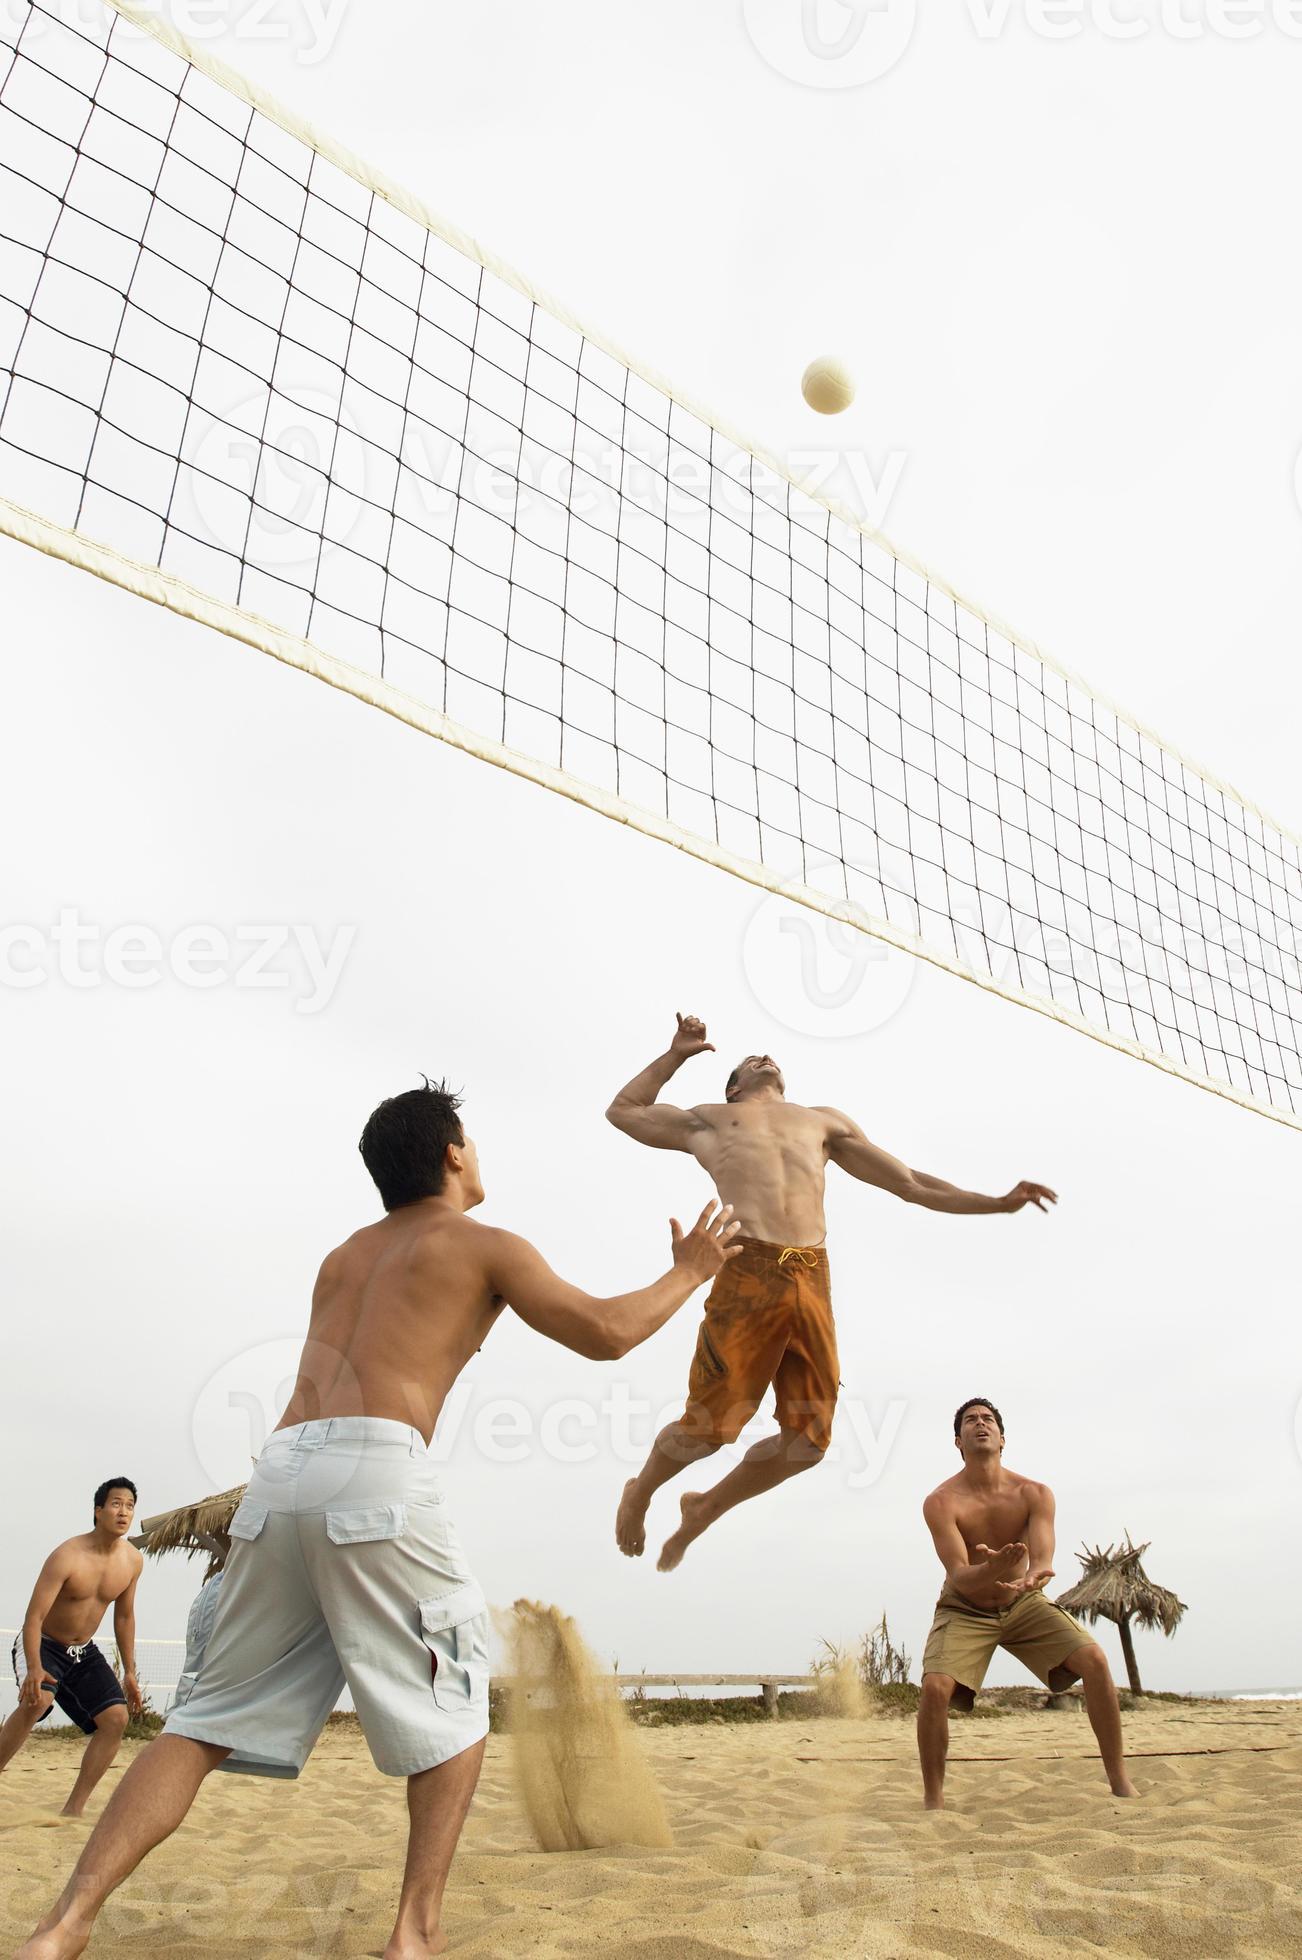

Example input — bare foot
[15,1919,91,1959]
[657,1492,712,1572]
[59,1803,85,1820]
[922,1794,945,1811]
[615,1478,650,1558]
[1110,1774,1138,1798]
[379,1930,448,1957]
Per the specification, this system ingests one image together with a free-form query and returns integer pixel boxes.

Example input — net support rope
[1,0,1299,1130]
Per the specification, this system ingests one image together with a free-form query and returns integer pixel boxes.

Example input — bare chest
[698,1109,827,1184]
[952,1492,1030,1554]
[57,1553,130,1613]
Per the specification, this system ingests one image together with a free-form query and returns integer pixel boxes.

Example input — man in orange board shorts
[918,1397,1136,1808]
[607,1014,1056,1571]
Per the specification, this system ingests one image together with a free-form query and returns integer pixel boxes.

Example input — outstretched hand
[994,1566,1055,1600]
[1001,1181,1057,1214]
[670,1012,715,1060]
[975,1540,1028,1579]
[671,1201,741,1284]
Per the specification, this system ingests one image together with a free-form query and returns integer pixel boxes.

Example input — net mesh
[1,0,1300,1123]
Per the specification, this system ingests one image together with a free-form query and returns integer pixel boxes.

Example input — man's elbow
[605,1102,635,1135]
[594,1322,631,1362]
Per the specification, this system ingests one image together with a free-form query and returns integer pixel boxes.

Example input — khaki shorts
[163,1418,490,1779]
[921,1584,1090,1711]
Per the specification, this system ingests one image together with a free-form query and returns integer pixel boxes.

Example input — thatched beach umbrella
[1056,1537,1187,1694]
[130,1485,247,1581]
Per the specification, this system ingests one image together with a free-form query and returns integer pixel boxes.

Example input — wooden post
[1117,1610,1144,1695]
[761,1680,778,1718]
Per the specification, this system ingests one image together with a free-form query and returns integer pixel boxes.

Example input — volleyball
[801,356,855,414]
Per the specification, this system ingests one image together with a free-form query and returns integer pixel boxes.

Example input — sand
[1,1698,1299,1955]
[503,1602,671,1853]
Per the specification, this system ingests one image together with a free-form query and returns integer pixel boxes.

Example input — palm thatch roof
[130,1485,247,1578]
[1056,1537,1187,1635]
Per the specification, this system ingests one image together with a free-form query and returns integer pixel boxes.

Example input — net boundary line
[5,488,1298,1135]
[61,0,1295,857]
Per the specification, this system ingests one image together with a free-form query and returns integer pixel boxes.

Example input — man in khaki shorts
[19,1078,739,1960]
[918,1397,1136,1809]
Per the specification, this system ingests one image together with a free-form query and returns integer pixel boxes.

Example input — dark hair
[359,1077,465,1211]
[93,1477,137,1516]
[725,1064,742,1099]
[953,1397,1004,1439]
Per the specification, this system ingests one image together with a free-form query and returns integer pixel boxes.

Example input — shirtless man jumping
[918,1397,1136,1808]
[1,1478,144,1818]
[609,1014,1055,1571]
[19,1077,738,1960]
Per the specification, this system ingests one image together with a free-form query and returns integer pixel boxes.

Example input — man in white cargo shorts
[167,1418,491,1782]
[21,1078,739,1960]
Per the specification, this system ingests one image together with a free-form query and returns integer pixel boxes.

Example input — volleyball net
[1,0,1299,1126]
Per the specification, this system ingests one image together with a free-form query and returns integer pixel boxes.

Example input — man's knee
[780,1427,827,1469]
[919,1672,957,1711]
[1067,1642,1111,1684]
[94,1703,129,1737]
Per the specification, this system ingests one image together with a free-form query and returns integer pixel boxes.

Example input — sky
[2,0,1301,1704]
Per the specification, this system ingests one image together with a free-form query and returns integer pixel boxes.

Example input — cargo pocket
[418,1581,489,1712]
[228,1498,269,1542]
[325,1503,408,1544]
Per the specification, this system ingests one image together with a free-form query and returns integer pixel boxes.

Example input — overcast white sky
[3,0,1301,1701]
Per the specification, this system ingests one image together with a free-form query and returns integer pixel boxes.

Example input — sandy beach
[2,1698,1298,1956]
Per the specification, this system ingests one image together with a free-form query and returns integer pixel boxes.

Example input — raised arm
[485,1202,740,1360]
[922,1493,1027,1607]
[820,1109,1056,1216]
[605,1013,713,1152]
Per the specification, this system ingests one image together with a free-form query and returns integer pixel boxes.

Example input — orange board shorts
[681,1238,840,1453]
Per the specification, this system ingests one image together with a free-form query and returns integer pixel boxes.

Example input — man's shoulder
[1009,1470,1052,1502]
[808,1103,855,1132]
[113,1544,145,1589]
[922,1476,961,1512]
[46,1532,93,1570]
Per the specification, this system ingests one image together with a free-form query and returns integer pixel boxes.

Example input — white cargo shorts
[163,1417,490,1779]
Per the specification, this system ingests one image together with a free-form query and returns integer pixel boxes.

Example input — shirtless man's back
[916,1397,1135,1808]
[2,1479,144,1818]
[608,1014,1056,1571]
[21,1077,737,1960]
